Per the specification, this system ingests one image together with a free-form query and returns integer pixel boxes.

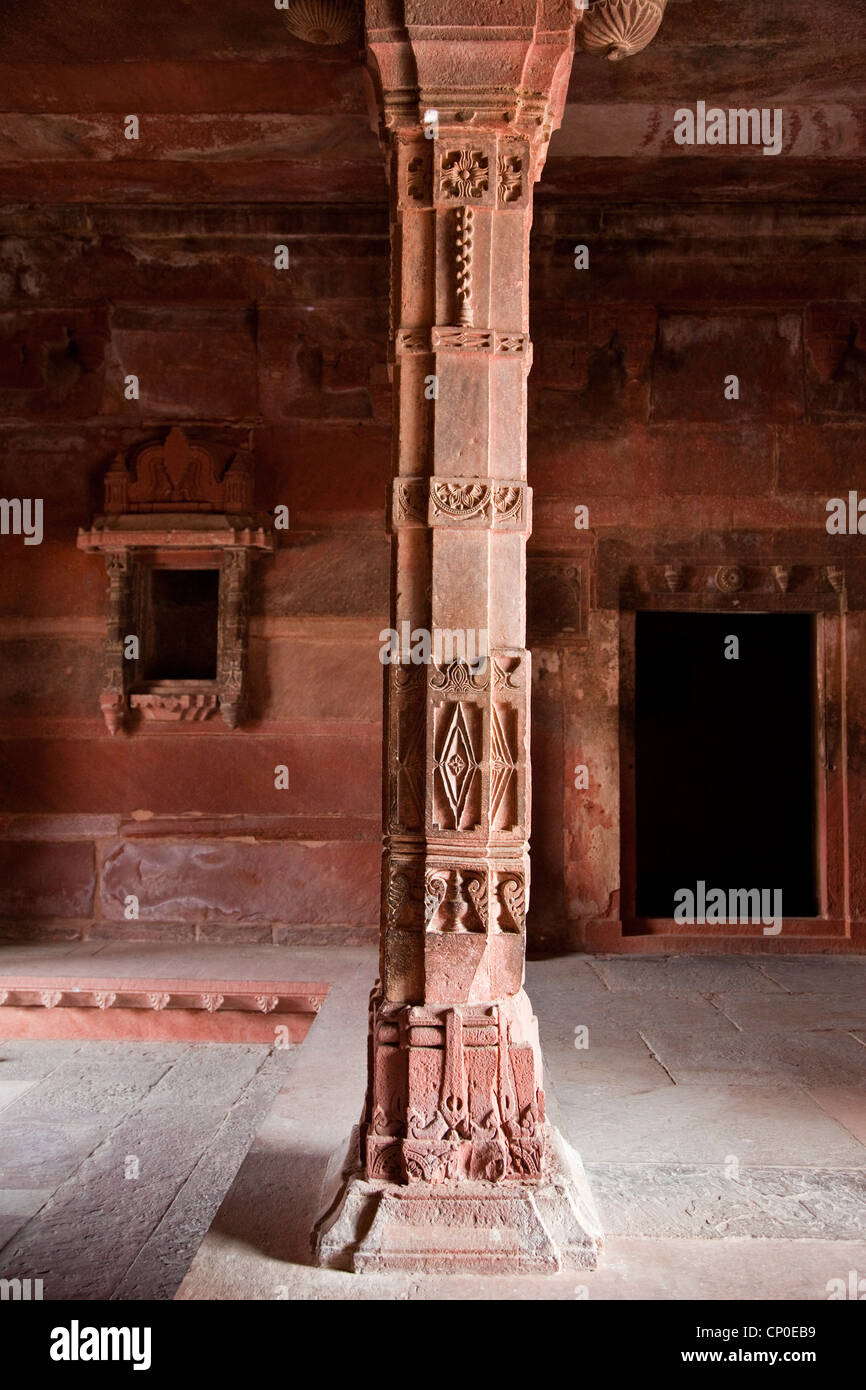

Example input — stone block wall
[1,197,865,950]
[0,204,390,943]
[527,202,866,952]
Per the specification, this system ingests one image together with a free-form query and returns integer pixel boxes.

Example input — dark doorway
[634,612,818,919]
[143,569,220,681]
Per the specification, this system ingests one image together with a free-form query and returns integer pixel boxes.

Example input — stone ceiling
[0,0,864,204]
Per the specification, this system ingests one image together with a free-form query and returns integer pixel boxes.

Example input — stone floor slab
[554,1082,866,1167]
[757,959,866,996]
[179,1227,866,1301]
[0,1077,37,1110]
[588,957,785,996]
[639,1024,866,1087]
[587,1163,866,1241]
[548,1037,674,1094]
[717,994,866,1033]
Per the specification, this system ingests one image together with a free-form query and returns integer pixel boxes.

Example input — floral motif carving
[429,659,489,694]
[424,872,449,929]
[368,1142,403,1180]
[387,870,412,930]
[464,873,489,932]
[386,861,425,932]
[280,0,359,46]
[497,154,523,203]
[771,565,791,593]
[422,478,528,530]
[714,564,744,594]
[497,874,526,934]
[439,149,488,201]
[395,479,427,525]
[403,1147,450,1183]
[430,480,490,520]
[493,485,522,524]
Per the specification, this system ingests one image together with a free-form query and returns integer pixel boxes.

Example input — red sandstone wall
[2,200,865,949]
[0,205,390,943]
[527,202,866,952]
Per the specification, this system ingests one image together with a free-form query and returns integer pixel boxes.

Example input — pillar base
[313,1123,603,1274]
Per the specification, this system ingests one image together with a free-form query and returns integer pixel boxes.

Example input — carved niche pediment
[103,426,254,514]
[77,429,273,735]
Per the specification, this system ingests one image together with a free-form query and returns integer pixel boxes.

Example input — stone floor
[2,947,865,1299]
[179,950,866,1300]
[0,1035,300,1299]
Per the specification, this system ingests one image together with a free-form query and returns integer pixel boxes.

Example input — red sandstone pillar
[315,0,603,1272]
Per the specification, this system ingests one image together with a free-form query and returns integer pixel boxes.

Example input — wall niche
[77,427,273,734]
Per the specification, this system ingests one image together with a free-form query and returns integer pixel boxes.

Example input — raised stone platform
[0,942,327,1042]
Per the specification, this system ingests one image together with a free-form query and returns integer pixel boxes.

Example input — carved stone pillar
[314,0,603,1272]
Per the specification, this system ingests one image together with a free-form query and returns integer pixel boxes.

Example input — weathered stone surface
[254,535,389,619]
[113,1047,300,1299]
[0,1040,292,1299]
[587,956,786,996]
[588,1162,866,1242]
[529,423,774,498]
[99,838,379,926]
[0,841,94,919]
[246,637,381,723]
[652,313,805,423]
[717,993,866,1034]
[0,733,380,815]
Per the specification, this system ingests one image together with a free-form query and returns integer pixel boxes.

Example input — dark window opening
[634,612,818,919]
[143,569,219,681]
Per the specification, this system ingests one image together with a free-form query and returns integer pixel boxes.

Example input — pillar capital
[364,0,575,173]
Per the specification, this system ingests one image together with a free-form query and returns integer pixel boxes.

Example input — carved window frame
[77,429,273,733]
